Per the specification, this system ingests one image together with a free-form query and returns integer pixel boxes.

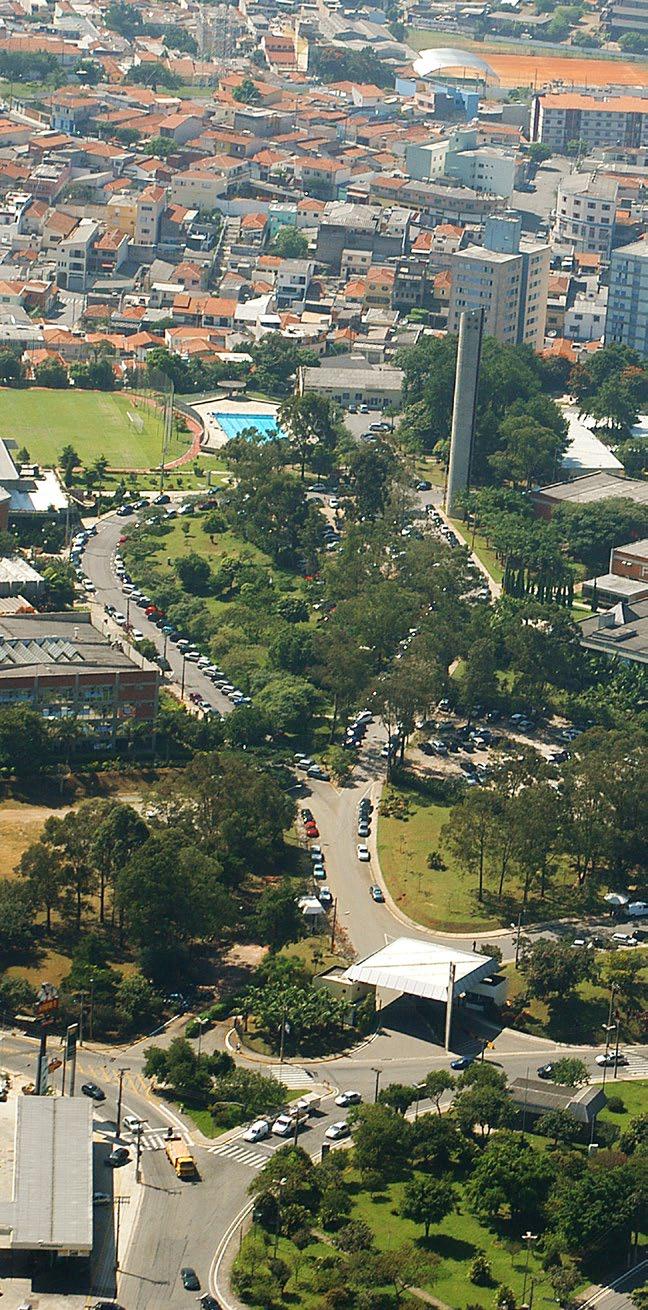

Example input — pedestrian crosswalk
[206,1139,269,1169]
[124,1128,190,1152]
[269,1064,312,1088]
[618,1050,648,1079]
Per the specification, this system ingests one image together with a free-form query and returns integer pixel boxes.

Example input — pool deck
[192,396,279,451]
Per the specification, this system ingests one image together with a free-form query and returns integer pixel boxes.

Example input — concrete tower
[445,308,483,517]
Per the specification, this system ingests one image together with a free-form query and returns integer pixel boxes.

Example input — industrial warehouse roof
[344,937,496,1003]
[0,1097,93,1252]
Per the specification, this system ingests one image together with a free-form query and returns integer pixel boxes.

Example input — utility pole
[135,1119,148,1182]
[116,1067,129,1138]
[372,1067,381,1103]
[279,1008,287,1065]
[89,974,95,1042]
[329,898,337,952]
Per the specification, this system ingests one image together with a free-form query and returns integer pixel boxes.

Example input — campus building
[0,611,159,746]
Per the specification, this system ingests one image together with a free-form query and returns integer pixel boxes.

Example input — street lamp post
[273,1178,287,1258]
[521,1232,538,1308]
[196,1016,208,1057]
[181,653,187,699]
[372,1067,382,1103]
[613,1015,622,1079]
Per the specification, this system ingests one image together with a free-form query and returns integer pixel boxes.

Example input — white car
[93,1192,111,1206]
[335,1091,362,1107]
[132,629,144,641]
[82,579,96,593]
[357,845,370,861]
[185,650,201,662]
[325,1120,350,1140]
[114,612,127,626]
[122,1116,143,1134]
[244,1119,270,1143]
[272,1114,297,1137]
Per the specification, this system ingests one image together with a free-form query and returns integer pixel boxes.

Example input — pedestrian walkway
[617,1050,648,1079]
[270,1064,313,1088]
[124,1127,191,1152]
[206,1139,267,1169]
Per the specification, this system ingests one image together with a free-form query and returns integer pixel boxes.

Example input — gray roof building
[509,1077,607,1125]
[532,471,648,514]
[0,1097,92,1254]
[580,597,648,664]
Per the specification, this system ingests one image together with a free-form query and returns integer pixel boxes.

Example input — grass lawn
[448,517,504,585]
[180,1106,226,1138]
[277,936,351,977]
[377,782,594,933]
[352,1175,556,1309]
[599,1079,648,1122]
[0,389,194,470]
[503,957,648,1043]
[123,515,312,692]
[238,1169,556,1310]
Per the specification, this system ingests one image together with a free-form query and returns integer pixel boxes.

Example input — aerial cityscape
[0,0,645,1306]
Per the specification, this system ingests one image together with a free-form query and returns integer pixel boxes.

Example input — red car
[145,605,161,617]
[118,535,128,544]
[305,823,319,838]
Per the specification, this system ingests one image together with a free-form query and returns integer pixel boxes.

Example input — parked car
[319,887,333,907]
[181,1268,200,1291]
[370,885,385,903]
[244,1119,270,1143]
[536,1064,554,1080]
[357,845,370,861]
[106,1147,129,1167]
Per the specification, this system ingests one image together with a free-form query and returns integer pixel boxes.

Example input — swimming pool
[212,411,286,441]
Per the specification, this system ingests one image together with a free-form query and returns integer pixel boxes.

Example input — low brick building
[0,612,158,748]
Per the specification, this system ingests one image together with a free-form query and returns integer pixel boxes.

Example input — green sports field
[0,389,192,470]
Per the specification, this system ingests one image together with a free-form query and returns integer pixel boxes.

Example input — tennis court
[212,411,286,441]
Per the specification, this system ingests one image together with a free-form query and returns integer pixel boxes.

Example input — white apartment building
[563,288,608,342]
[532,93,648,154]
[555,173,618,257]
[606,238,648,358]
[56,218,99,292]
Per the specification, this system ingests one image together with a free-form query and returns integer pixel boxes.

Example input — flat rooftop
[0,1097,92,1252]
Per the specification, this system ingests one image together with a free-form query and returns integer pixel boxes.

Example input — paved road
[81,511,235,718]
[71,503,648,1310]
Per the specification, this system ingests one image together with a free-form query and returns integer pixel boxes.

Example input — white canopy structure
[413,47,499,83]
[345,937,497,1049]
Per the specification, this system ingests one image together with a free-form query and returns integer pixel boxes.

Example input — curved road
[67,509,648,1309]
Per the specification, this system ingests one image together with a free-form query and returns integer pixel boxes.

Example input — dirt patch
[224,943,268,970]
[0,802,72,878]
[485,51,648,87]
